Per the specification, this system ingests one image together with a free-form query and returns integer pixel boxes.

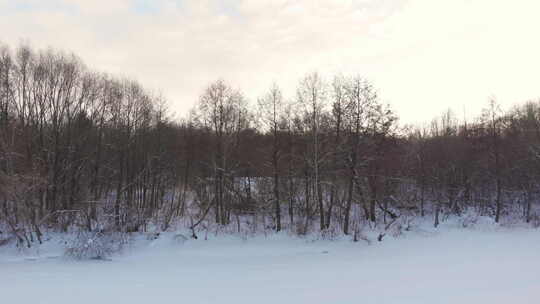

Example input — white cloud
[1,0,540,123]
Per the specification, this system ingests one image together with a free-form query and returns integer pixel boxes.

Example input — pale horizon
[2,0,540,125]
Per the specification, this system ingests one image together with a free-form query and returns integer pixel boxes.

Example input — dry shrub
[319,225,339,241]
[64,230,129,260]
[460,210,480,228]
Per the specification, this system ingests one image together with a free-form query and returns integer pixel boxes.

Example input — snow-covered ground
[1,220,539,304]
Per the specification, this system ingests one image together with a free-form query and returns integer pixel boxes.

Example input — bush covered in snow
[64,230,129,260]
[459,209,480,228]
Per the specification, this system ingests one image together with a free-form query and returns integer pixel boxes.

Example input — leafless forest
[1,44,539,248]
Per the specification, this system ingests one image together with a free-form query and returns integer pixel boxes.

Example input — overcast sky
[1,0,539,124]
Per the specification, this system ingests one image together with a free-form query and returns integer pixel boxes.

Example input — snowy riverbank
[1,218,539,304]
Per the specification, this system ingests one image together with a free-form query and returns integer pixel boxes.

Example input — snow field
[1,220,539,304]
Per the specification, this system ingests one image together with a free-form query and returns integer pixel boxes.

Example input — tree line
[1,44,539,246]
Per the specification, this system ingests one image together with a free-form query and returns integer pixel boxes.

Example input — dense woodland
[1,44,539,247]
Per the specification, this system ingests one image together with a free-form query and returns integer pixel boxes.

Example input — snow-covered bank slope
[1,225,539,304]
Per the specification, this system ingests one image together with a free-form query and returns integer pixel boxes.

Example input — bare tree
[297,72,327,231]
[258,83,285,231]
[196,79,250,225]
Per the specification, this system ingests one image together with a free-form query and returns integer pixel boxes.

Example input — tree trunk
[343,176,354,235]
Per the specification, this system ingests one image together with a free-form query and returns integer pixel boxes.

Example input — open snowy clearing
[1,224,539,304]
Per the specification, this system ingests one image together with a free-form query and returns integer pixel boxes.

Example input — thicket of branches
[1,44,539,247]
